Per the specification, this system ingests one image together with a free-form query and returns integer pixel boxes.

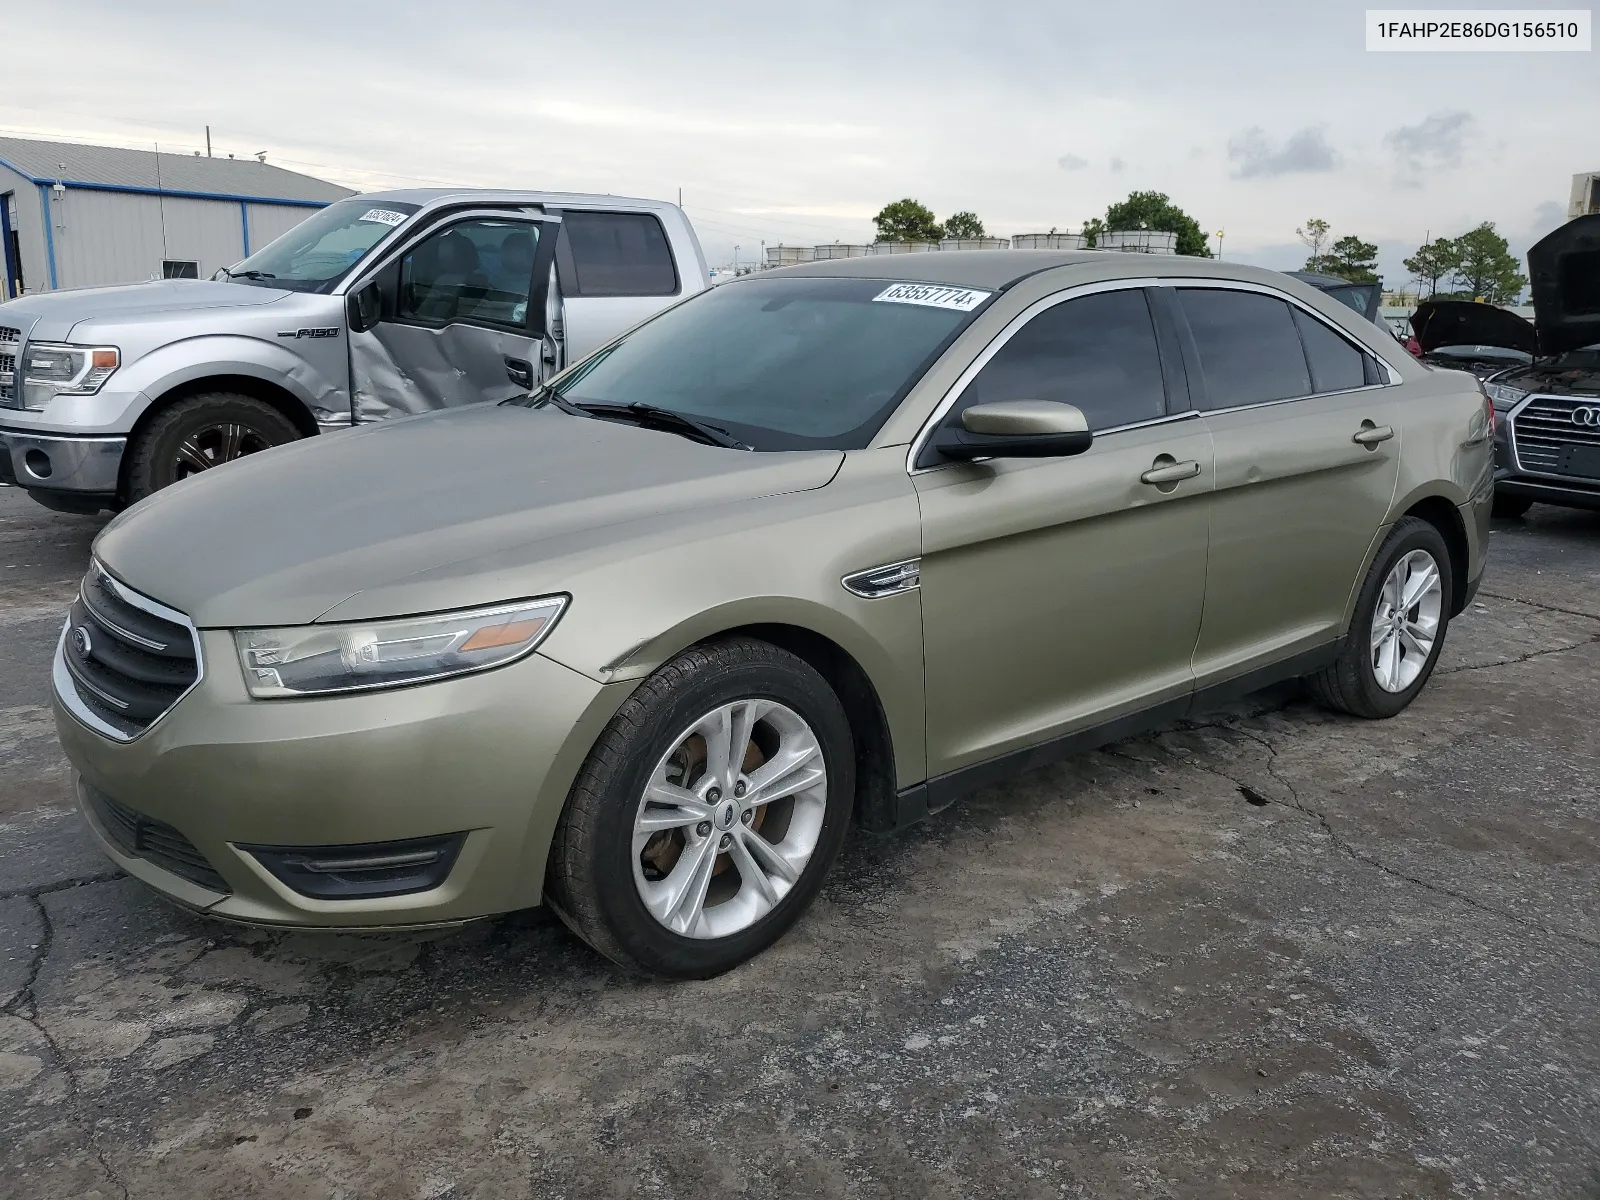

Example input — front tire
[124,393,301,503]
[547,638,855,978]
[1309,517,1453,719]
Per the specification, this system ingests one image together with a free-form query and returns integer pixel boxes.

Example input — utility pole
[733,245,739,273]
[678,187,682,207]
[205,126,212,157]
[1214,229,1225,260]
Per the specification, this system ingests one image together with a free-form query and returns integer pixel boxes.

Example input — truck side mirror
[347,283,382,334]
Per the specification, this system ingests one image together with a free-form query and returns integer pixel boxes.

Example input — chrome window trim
[905,274,1404,475]
[53,561,206,744]
[1168,278,1406,386]
[905,277,1165,474]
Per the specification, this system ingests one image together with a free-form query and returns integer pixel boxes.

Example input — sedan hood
[1410,300,1539,356]
[1528,214,1600,355]
[93,404,843,628]
[0,280,289,341]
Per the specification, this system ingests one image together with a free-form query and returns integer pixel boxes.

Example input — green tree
[1103,191,1210,256]
[1322,234,1380,283]
[1296,218,1332,271]
[1402,236,1462,299]
[1080,217,1106,248]
[943,211,986,239]
[873,198,943,243]
[1450,222,1528,304]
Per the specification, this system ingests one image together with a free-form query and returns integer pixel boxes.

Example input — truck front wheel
[124,393,301,503]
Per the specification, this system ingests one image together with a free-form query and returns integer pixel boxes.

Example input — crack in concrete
[1438,631,1600,678]
[0,870,123,904]
[1475,589,1600,623]
[1208,724,1600,954]
[5,892,132,1200]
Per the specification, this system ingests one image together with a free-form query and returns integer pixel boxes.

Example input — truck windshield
[222,200,421,293]
[529,276,992,451]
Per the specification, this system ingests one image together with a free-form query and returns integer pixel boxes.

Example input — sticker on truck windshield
[871,283,992,312]
[359,208,409,227]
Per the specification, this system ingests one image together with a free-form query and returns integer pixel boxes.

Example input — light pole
[1214,230,1225,260]
[734,245,739,273]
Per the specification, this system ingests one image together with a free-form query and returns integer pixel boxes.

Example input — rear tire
[1491,492,1533,519]
[1309,517,1453,720]
[547,637,855,978]
[124,393,301,503]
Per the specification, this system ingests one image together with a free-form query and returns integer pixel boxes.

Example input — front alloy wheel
[547,638,854,978]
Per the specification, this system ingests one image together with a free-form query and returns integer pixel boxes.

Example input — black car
[1413,216,1600,517]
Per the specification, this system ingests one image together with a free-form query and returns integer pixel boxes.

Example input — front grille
[58,565,200,739]
[83,782,230,893]
[0,325,17,406]
[1510,394,1600,477]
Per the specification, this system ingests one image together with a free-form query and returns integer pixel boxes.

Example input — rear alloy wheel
[547,638,854,978]
[1309,516,1453,719]
[124,392,301,503]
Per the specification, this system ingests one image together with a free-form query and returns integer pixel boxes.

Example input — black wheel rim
[171,423,275,480]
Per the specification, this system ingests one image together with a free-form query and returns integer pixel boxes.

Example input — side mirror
[346,282,383,334]
[935,400,1093,460]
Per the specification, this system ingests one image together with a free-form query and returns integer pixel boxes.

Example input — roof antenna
[153,143,170,268]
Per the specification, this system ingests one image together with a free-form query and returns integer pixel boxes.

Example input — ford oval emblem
[70,626,92,657]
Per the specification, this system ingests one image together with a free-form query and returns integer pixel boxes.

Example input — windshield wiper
[520,385,588,418]
[229,269,276,280]
[571,401,751,450]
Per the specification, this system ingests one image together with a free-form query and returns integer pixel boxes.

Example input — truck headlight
[21,342,120,408]
[234,596,567,698]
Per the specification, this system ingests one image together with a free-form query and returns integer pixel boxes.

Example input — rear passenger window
[1179,289,1310,409]
[562,212,678,297]
[954,288,1167,432]
[1293,308,1367,393]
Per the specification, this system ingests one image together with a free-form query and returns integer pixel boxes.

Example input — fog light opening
[241,832,467,899]
[23,449,52,478]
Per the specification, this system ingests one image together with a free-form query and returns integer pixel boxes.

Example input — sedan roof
[769,250,1314,293]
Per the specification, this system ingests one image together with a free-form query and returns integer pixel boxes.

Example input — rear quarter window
[561,212,679,297]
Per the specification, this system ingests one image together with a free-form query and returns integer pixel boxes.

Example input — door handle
[1140,459,1202,485]
[1352,424,1395,446]
[504,356,535,390]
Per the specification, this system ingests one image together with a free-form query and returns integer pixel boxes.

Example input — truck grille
[56,565,202,740]
[0,325,17,405]
[83,782,229,893]
[1511,395,1600,478]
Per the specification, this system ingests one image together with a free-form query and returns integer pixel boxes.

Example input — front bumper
[55,628,633,928]
[0,426,124,496]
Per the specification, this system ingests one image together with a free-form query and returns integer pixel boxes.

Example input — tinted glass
[565,212,678,296]
[1179,289,1311,409]
[397,218,537,329]
[538,276,983,450]
[229,199,420,293]
[954,289,1166,431]
[1293,309,1367,393]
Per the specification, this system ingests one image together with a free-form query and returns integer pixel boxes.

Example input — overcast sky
[5,0,1594,286]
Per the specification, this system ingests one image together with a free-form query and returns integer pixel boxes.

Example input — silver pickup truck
[0,189,708,512]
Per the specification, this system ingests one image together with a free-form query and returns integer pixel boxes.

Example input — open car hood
[1528,213,1600,356]
[1410,300,1539,356]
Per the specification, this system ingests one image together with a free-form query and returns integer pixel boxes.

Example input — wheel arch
[1402,494,1470,616]
[119,375,320,497]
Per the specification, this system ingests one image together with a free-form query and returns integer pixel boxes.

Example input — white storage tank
[1097,230,1178,254]
[1011,233,1088,250]
[938,237,1010,251]
[865,241,939,255]
[764,245,815,268]
[811,244,873,259]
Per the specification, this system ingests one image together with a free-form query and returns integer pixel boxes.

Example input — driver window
[397,219,538,329]
[952,288,1169,433]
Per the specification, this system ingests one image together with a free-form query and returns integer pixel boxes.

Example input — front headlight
[1483,381,1525,411]
[21,342,120,408]
[234,596,567,698]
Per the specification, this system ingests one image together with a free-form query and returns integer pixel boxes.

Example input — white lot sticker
[872,282,992,312]
[359,208,409,226]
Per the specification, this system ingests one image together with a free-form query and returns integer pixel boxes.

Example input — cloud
[1109,156,1126,173]
[1227,126,1340,179]
[1057,154,1088,171]
[1385,111,1474,173]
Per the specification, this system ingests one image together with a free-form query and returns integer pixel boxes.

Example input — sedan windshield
[531,276,991,450]
[223,199,421,293]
